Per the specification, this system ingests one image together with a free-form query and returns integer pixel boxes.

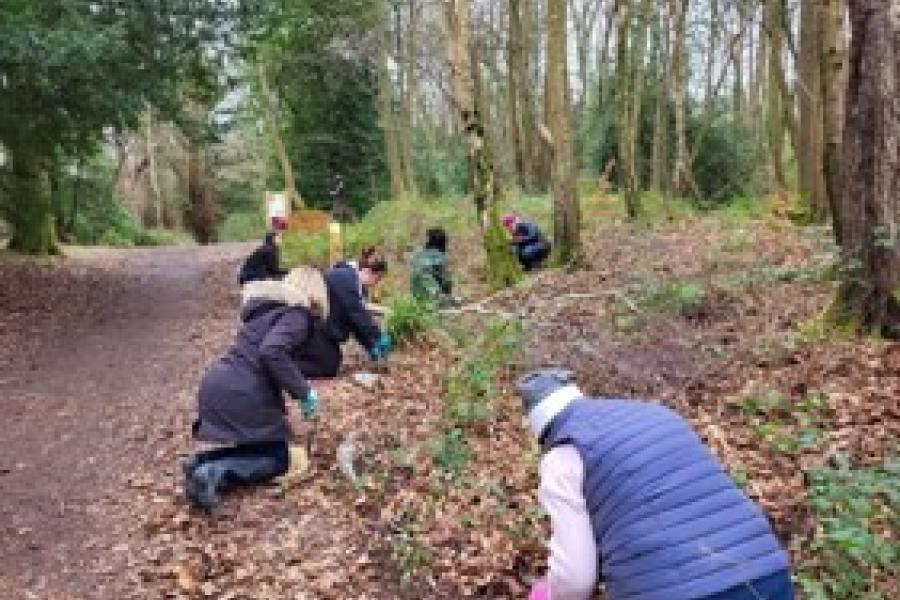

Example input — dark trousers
[705,570,794,600]
[192,441,290,486]
[517,241,551,271]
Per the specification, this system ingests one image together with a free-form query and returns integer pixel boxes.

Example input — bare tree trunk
[515,0,539,190]
[377,11,406,202]
[257,63,300,207]
[508,0,526,189]
[752,13,768,129]
[445,0,522,289]
[765,0,787,191]
[618,0,653,217]
[615,0,633,202]
[670,0,695,197]
[833,0,900,337]
[651,7,671,193]
[546,0,582,263]
[704,0,719,119]
[569,0,601,143]
[185,144,217,244]
[799,0,828,221]
[401,0,419,198]
[596,1,617,176]
[820,0,846,240]
[733,3,746,118]
[145,108,163,227]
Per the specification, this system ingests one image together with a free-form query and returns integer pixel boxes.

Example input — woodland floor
[0,209,897,599]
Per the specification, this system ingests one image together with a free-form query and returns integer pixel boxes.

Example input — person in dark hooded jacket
[238,231,288,285]
[410,227,455,306]
[182,267,329,511]
[292,247,392,377]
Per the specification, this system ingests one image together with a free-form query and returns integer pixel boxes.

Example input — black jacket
[292,263,381,377]
[195,282,316,445]
[238,234,287,285]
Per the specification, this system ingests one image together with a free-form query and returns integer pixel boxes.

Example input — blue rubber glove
[368,332,392,361]
[299,389,319,420]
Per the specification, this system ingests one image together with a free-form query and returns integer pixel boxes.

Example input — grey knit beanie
[516,368,582,439]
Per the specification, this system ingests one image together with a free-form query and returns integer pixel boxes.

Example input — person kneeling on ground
[238,230,288,285]
[410,227,457,307]
[292,247,392,378]
[183,268,327,512]
[502,214,551,272]
[518,368,794,600]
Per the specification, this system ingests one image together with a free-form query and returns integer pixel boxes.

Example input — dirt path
[0,245,248,599]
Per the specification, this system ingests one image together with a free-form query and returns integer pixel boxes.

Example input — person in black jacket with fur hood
[238,231,288,285]
[183,267,328,511]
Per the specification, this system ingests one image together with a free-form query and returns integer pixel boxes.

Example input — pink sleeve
[538,445,598,600]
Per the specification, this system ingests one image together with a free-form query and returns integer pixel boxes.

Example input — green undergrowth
[797,456,900,600]
[733,388,899,597]
[431,318,525,481]
[383,295,440,346]
[70,196,193,247]
[218,211,267,242]
[735,388,832,455]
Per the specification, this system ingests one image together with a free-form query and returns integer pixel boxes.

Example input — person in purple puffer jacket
[517,368,794,600]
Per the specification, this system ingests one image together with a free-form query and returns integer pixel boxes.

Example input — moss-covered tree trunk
[830,0,900,338]
[445,0,521,291]
[8,147,58,255]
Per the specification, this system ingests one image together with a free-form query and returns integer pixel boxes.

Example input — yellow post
[329,221,343,265]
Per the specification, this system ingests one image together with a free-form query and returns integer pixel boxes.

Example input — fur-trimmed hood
[240,267,329,319]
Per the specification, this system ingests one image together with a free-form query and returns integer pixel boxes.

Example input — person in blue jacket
[292,246,392,377]
[517,368,794,600]
[502,213,551,271]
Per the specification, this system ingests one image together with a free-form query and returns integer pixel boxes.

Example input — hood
[241,267,329,319]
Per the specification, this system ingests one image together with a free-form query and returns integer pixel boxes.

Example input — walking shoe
[193,462,225,512]
[181,455,202,506]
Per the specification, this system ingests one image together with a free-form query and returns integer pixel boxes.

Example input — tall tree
[799,0,828,220]
[258,63,301,207]
[819,0,846,239]
[378,7,406,202]
[670,0,694,197]
[400,0,419,198]
[651,6,671,193]
[569,0,602,129]
[445,0,521,289]
[546,0,582,263]
[832,0,899,337]
[617,0,653,216]
[765,0,787,191]
[507,0,527,189]
[0,0,221,254]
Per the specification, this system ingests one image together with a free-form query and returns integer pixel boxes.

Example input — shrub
[219,211,267,242]
[280,231,330,267]
[384,295,439,346]
[430,428,471,476]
